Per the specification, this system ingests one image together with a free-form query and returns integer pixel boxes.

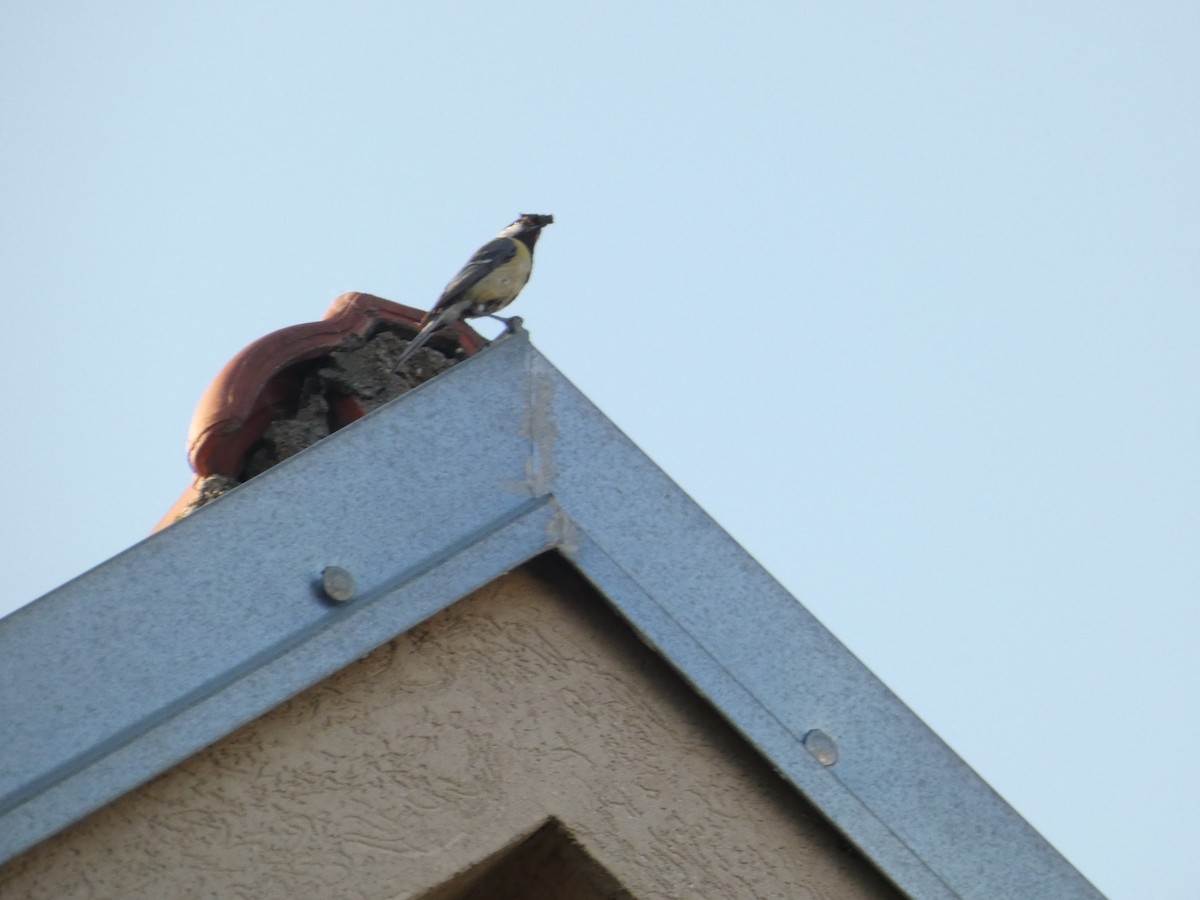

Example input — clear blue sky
[2,4,1196,897]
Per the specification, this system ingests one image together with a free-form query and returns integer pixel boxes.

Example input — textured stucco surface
[1,556,900,899]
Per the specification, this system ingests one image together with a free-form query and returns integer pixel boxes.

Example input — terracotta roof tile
[154,292,484,532]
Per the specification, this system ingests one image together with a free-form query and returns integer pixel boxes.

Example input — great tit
[394,213,554,373]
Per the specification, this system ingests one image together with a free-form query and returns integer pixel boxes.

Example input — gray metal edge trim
[527,346,1104,900]
[559,529,958,900]
[0,498,558,863]
[0,333,556,862]
[0,333,1104,900]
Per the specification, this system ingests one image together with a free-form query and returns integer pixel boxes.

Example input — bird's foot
[487,314,525,336]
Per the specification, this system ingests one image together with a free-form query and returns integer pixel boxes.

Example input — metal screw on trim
[321,566,356,603]
[804,729,838,766]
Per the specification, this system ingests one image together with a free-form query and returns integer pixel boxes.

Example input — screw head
[321,566,356,603]
[804,729,838,766]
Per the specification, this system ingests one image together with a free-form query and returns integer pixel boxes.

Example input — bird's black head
[502,213,554,249]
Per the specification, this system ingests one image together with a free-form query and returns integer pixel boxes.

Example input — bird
[393,213,554,374]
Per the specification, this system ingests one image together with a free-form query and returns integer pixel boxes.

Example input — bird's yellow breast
[464,238,533,307]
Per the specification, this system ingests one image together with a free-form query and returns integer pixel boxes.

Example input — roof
[0,329,1103,899]
[155,292,486,529]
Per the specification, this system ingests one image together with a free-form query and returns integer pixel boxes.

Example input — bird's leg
[486,314,525,335]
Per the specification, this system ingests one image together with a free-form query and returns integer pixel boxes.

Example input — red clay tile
[154,292,484,532]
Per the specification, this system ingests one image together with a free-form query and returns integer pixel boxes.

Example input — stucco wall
[1,556,900,899]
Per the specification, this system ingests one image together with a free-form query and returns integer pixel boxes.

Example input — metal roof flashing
[0,332,1102,899]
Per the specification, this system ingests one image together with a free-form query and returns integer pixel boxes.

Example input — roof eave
[0,333,1102,899]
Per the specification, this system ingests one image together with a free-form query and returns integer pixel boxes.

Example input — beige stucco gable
[1,556,899,899]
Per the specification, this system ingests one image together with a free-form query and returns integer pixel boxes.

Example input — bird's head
[499,213,554,248]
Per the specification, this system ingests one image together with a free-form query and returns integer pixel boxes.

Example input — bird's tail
[393,310,452,375]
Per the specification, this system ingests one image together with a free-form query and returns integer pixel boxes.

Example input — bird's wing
[433,237,518,312]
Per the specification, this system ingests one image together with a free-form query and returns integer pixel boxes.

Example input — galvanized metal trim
[561,530,959,899]
[1,498,559,861]
[529,346,1101,900]
[0,332,1102,899]
[0,338,556,861]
